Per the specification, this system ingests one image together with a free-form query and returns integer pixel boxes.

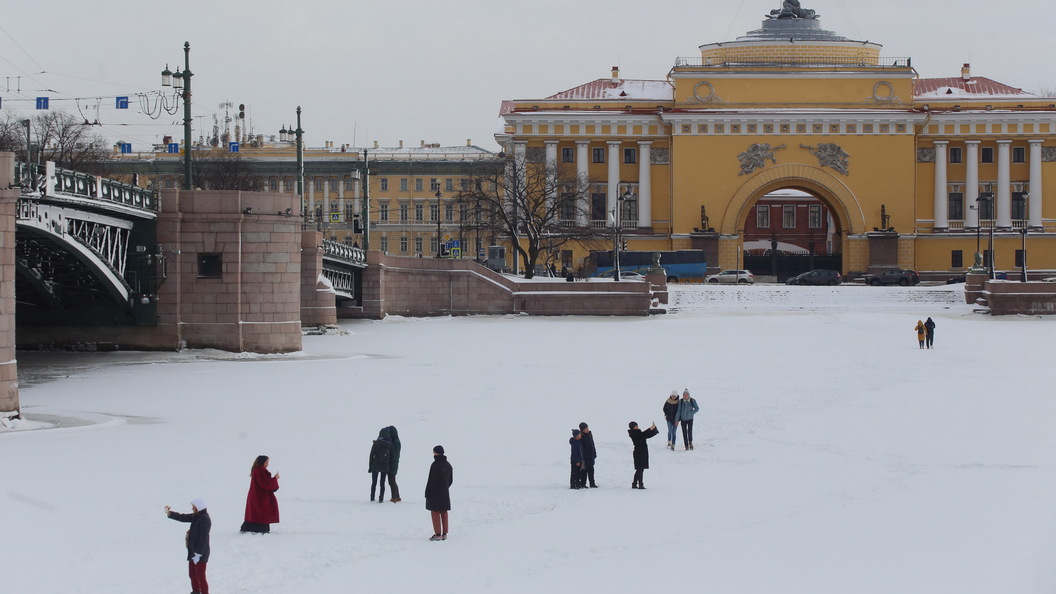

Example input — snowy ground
[4,284,1056,594]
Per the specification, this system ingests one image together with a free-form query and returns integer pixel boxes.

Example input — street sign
[330,213,340,222]
[167,143,180,154]
[451,248,461,258]
[116,97,129,109]
[35,97,49,109]
[229,141,239,153]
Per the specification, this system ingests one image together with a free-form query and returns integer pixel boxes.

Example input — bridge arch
[719,164,867,236]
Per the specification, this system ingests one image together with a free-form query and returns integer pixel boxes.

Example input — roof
[545,78,672,101]
[914,77,1037,99]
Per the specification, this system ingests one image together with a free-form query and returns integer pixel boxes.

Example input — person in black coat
[165,498,211,594]
[924,317,936,349]
[628,421,659,489]
[579,422,598,488]
[425,445,453,541]
[569,429,585,489]
[384,425,402,503]
[368,429,394,503]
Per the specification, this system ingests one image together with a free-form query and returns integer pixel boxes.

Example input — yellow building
[498,4,1056,279]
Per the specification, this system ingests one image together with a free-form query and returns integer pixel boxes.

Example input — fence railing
[322,238,366,266]
[674,56,911,69]
[15,161,159,212]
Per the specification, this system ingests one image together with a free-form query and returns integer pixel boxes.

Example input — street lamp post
[361,149,370,250]
[161,42,193,190]
[435,189,443,258]
[1020,193,1029,282]
[612,184,633,281]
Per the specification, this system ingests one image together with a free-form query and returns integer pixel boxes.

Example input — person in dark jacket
[663,390,680,450]
[569,429,585,489]
[241,455,280,533]
[676,389,701,450]
[924,317,936,349]
[425,445,453,541]
[165,498,211,594]
[369,429,394,503]
[579,422,598,488]
[384,426,402,502]
[628,421,659,489]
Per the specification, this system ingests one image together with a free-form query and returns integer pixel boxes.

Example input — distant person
[241,455,280,533]
[663,390,680,450]
[579,422,598,488]
[924,317,936,349]
[369,429,394,503]
[425,445,453,541]
[676,389,700,450]
[565,270,575,282]
[627,421,659,489]
[165,498,211,594]
[549,263,558,277]
[384,426,402,502]
[569,429,585,489]
[914,320,926,349]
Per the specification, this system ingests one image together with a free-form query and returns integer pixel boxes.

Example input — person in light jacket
[165,498,211,594]
[676,389,700,450]
[425,445,453,541]
[241,455,280,533]
[914,320,926,349]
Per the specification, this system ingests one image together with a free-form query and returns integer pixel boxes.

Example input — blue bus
[589,250,708,282]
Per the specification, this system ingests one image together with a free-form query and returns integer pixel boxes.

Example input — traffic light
[352,215,362,234]
[238,104,245,119]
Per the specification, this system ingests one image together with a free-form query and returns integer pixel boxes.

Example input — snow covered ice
[3,284,1055,594]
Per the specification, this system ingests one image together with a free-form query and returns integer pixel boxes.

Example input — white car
[705,269,755,284]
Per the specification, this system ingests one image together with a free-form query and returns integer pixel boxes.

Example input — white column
[1029,139,1044,229]
[933,141,948,230]
[576,141,589,226]
[544,140,559,209]
[337,177,345,220]
[607,140,621,221]
[996,140,1012,229]
[279,178,286,193]
[965,140,980,229]
[323,178,332,222]
[637,141,652,228]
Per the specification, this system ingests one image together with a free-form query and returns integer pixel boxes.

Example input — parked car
[862,269,920,286]
[785,269,842,286]
[595,269,645,280]
[705,269,755,284]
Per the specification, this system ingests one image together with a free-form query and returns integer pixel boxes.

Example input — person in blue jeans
[676,389,700,450]
[662,390,680,450]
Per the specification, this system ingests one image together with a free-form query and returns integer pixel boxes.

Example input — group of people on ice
[570,388,701,491]
[914,317,937,349]
[163,424,453,594]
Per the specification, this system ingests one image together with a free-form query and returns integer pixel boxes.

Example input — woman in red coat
[240,455,280,534]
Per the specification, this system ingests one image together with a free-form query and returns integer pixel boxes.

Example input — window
[415,203,424,222]
[345,177,356,191]
[620,193,638,223]
[460,178,469,191]
[1015,249,1025,267]
[446,179,454,192]
[783,205,796,229]
[399,203,409,222]
[313,177,322,191]
[345,203,357,221]
[430,204,439,222]
[624,148,636,164]
[808,204,822,229]
[430,179,439,191]
[400,178,408,192]
[981,147,994,163]
[415,236,423,254]
[948,147,962,163]
[977,196,994,220]
[592,148,605,163]
[559,193,575,221]
[379,203,389,222]
[1012,192,1027,220]
[197,253,222,279]
[415,179,424,192]
[952,250,963,268]
[269,178,278,191]
[948,192,964,220]
[445,204,454,221]
[431,237,438,253]
[380,236,389,252]
[590,192,607,221]
[561,147,574,163]
[400,236,408,253]
[1013,147,1026,163]
[756,205,770,228]
[380,178,389,191]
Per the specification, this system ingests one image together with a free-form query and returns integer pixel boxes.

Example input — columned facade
[996,140,1012,230]
[965,140,980,229]
[933,141,948,230]
[1029,139,1044,229]
[638,141,653,228]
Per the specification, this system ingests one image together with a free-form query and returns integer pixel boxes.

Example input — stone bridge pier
[1,153,20,417]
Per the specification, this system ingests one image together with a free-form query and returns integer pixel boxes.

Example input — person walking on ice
[663,390,680,450]
[914,320,926,349]
[627,421,659,489]
[676,389,700,450]
[924,317,936,349]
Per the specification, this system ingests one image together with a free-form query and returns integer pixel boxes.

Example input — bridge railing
[15,161,159,212]
[322,239,366,266]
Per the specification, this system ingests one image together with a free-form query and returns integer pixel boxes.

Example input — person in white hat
[165,498,212,594]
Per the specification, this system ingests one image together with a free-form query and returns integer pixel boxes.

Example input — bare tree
[0,112,112,175]
[455,155,609,278]
[191,149,263,191]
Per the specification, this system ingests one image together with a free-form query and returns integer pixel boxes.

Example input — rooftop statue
[767,0,819,19]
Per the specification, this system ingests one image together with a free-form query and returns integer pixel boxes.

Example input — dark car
[785,269,842,286]
[862,269,920,286]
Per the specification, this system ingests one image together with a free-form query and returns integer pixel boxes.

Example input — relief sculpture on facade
[1042,146,1056,162]
[916,148,936,163]
[738,143,786,176]
[801,143,850,175]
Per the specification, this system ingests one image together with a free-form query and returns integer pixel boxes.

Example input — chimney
[961,63,971,81]
[399,140,404,149]
[611,66,620,85]
[373,140,379,149]
[467,139,472,146]
[420,140,425,147]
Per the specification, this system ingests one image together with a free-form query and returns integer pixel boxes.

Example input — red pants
[188,560,208,594]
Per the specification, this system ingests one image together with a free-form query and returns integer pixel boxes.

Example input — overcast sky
[2,0,1052,153]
